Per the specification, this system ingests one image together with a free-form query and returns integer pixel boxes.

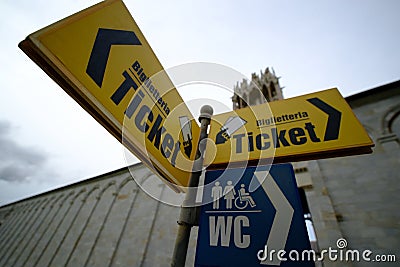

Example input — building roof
[0,163,141,208]
[345,79,400,107]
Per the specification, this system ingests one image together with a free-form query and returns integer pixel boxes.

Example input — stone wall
[0,164,196,267]
[305,81,400,266]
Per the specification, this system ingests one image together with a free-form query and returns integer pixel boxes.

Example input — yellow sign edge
[18,1,186,193]
[206,144,373,170]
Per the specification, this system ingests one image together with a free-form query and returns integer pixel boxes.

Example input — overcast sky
[0,0,399,205]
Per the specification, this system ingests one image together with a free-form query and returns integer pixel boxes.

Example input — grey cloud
[0,121,11,135]
[0,120,48,182]
[0,165,35,182]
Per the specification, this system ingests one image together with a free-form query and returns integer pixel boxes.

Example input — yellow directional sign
[205,88,374,168]
[19,0,199,191]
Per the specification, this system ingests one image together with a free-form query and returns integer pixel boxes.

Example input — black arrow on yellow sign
[86,28,141,87]
[307,98,342,141]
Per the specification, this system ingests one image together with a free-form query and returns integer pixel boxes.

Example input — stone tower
[232,67,283,110]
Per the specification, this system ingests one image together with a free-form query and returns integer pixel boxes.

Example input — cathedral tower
[232,67,283,110]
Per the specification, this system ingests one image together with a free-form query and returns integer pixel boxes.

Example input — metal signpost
[171,105,213,267]
[195,164,315,267]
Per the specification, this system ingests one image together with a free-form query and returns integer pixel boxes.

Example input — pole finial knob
[199,105,213,122]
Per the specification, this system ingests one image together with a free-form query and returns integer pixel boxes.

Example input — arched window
[240,93,248,108]
[249,89,260,105]
[378,105,400,147]
[391,113,400,138]
[270,82,277,98]
[262,85,270,102]
[382,105,400,136]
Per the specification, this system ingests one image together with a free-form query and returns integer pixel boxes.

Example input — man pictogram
[211,182,223,209]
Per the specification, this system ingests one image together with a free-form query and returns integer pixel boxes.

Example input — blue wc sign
[195,163,314,267]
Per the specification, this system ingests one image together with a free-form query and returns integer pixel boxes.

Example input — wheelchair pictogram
[212,181,256,210]
[234,184,256,209]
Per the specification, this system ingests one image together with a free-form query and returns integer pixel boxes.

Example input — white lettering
[234,216,250,248]
[209,216,232,247]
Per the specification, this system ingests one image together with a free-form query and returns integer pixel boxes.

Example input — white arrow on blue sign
[195,163,315,267]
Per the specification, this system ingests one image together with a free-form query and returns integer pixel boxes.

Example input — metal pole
[171,105,213,267]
